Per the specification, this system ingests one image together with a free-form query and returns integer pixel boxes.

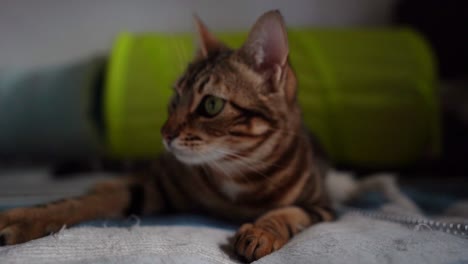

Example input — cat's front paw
[0,208,61,246]
[234,223,287,262]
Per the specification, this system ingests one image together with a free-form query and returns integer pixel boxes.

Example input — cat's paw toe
[0,210,58,246]
[0,223,29,246]
[234,223,286,262]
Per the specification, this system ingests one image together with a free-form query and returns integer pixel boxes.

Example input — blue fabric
[79,214,237,230]
[347,186,465,215]
[1,186,466,230]
[0,58,103,157]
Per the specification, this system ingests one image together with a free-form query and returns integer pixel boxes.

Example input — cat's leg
[234,205,334,262]
[0,174,164,246]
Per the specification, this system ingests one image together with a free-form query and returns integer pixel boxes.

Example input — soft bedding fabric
[1,209,467,264]
[1,171,467,264]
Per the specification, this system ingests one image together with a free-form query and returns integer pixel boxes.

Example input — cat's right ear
[193,15,226,59]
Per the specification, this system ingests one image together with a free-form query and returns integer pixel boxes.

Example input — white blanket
[1,212,467,264]
[1,171,467,263]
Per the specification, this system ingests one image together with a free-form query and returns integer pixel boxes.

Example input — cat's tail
[325,169,421,213]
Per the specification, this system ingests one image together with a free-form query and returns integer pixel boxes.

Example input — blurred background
[0,0,466,209]
[0,0,398,69]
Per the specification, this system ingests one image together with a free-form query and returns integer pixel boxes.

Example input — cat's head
[162,10,300,166]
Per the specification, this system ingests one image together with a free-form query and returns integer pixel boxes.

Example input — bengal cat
[0,10,334,262]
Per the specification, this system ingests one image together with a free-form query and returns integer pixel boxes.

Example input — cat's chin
[163,140,224,165]
[171,149,224,165]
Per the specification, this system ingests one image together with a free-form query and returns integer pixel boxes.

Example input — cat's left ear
[241,10,288,70]
[239,10,294,101]
[193,15,227,58]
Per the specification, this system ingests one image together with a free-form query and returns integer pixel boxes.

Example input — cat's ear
[240,10,289,73]
[240,10,295,102]
[193,15,226,58]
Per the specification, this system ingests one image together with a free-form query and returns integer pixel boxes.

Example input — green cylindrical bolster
[105,28,439,168]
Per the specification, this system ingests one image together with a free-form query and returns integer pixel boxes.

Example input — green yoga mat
[104,28,440,168]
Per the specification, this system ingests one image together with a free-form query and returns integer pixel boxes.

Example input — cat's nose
[161,124,180,144]
[163,132,179,143]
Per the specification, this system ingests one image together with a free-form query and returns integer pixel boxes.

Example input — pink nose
[161,123,180,143]
[163,132,179,143]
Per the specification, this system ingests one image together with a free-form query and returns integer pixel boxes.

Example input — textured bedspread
[1,209,467,264]
[1,170,467,264]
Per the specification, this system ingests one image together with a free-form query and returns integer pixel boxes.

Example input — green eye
[199,95,225,117]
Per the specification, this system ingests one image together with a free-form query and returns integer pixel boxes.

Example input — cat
[0,10,334,262]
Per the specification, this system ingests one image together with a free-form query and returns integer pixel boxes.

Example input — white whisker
[215,148,285,170]
[212,149,280,188]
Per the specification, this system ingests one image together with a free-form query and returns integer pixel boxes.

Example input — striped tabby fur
[0,10,334,262]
